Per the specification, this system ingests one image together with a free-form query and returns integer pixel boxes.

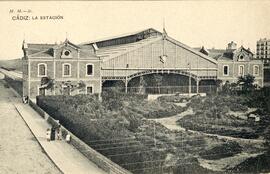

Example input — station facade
[22,28,263,99]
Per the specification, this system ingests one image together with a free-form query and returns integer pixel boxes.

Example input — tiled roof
[80,50,98,59]
[194,46,235,60]
[27,43,56,55]
[201,46,255,61]
[28,49,54,58]
[25,40,96,59]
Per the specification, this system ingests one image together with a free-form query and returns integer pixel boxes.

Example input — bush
[101,89,147,111]
[199,141,242,160]
[157,95,189,103]
[230,150,270,173]
[37,94,168,174]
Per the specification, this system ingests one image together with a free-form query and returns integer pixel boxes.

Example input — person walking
[57,125,62,140]
[65,134,71,143]
[46,128,51,141]
[50,127,56,141]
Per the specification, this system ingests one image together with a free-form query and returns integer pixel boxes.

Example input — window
[223,65,229,76]
[86,64,94,76]
[86,86,93,94]
[239,65,245,76]
[238,54,244,61]
[253,65,259,76]
[63,63,71,77]
[64,50,70,56]
[38,63,47,77]
[61,49,72,58]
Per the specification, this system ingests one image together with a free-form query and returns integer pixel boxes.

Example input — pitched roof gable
[53,39,80,50]
[166,37,218,64]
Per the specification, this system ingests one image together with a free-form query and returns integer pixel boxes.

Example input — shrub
[199,141,242,160]
[37,94,168,174]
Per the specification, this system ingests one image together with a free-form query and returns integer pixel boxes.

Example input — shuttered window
[38,63,47,77]
[63,64,71,76]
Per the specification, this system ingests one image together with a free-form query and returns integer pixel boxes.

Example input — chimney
[227,41,237,50]
[22,40,28,57]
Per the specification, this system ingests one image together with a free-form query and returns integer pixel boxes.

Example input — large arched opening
[199,79,218,94]
[127,73,197,94]
[102,80,125,92]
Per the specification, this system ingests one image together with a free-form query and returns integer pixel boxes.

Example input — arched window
[238,65,244,76]
[38,63,47,77]
[62,63,71,77]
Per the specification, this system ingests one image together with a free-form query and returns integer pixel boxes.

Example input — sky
[0,1,270,60]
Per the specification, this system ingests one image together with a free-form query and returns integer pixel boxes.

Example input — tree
[215,79,223,92]
[237,74,255,92]
[40,76,54,91]
[222,81,230,94]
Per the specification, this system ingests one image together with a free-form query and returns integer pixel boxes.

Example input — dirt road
[0,78,61,174]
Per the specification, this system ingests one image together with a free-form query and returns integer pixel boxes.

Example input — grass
[37,91,270,174]
[199,141,242,160]
[177,95,262,139]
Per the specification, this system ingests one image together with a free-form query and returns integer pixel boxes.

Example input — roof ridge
[80,28,161,45]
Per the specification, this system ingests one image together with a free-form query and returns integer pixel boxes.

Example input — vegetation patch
[229,150,270,173]
[177,95,260,139]
[199,141,242,160]
[36,87,270,174]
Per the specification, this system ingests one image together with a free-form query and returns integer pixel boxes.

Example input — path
[0,78,61,174]
[0,76,106,174]
[198,152,264,171]
[152,105,265,144]
[151,108,193,131]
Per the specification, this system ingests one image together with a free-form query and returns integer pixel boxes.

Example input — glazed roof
[95,35,162,62]
[80,28,162,46]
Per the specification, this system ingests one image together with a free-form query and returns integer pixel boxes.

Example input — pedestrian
[46,128,51,141]
[66,134,71,143]
[51,127,56,141]
[22,96,27,104]
[57,125,62,140]
[25,96,29,103]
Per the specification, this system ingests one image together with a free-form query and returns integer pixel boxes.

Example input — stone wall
[29,99,132,174]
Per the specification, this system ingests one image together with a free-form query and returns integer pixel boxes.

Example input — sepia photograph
[0,1,270,174]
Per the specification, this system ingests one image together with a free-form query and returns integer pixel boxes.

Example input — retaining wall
[4,75,23,96]
[29,99,132,174]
